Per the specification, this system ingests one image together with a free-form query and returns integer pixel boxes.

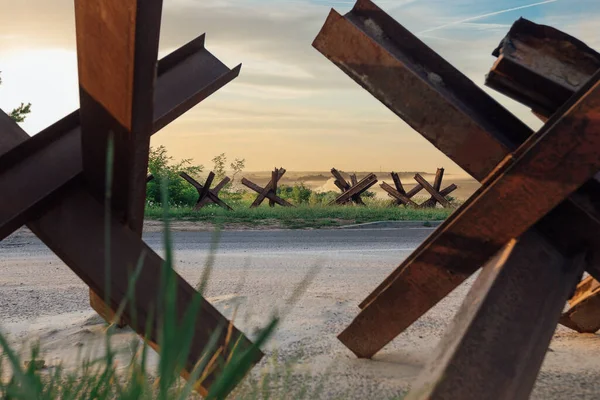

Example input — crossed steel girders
[179,171,233,211]
[488,18,600,334]
[381,169,457,208]
[314,0,600,397]
[329,168,377,205]
[418,169,457,208]
[242,168,294,208]
[380,172,421,206]
[0,1,259,395]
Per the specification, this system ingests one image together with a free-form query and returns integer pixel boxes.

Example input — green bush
[277,183,312,205]
[146,146,203,207]
[308,190,338,205]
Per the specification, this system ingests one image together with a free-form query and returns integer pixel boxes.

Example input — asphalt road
[2,227,600,399]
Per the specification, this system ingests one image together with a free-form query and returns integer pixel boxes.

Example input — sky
[0,0,599,175]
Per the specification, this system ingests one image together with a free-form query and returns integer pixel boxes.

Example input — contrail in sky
[418,0,560,34]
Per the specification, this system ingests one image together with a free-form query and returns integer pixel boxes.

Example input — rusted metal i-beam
[75,0,161,234]
[406,232,585,400]
[0,113,261,396]
[487,18,600,119]
[242,168,294,208]
[0,35,240,241]
[329,173,378,205]
[313,0,532,182]
[0,2,258,395]
[313,0,600,359]
[484,18,600,333]
[339,69,600,358]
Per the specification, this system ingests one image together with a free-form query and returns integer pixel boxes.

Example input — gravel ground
[2,226,600,398]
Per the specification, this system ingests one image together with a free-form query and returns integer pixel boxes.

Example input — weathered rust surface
[0,36,239,241]
[27,186,262,395]
[421,168,445,208]
[406,232,585,400]
[313,0,532,182]
[487,18,600,118]
[75,0,162,234]
[89,288,126,328]
[338,69,600,358]
[179,172,233,210]
[330,173,378,205]
[381,172,423,206]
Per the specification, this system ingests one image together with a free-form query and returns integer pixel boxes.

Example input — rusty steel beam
[338,69,600,358]
[0,114,261,396]
[413,173,451,208]
[0,112,81,239]
[417,184,458,209]
[27,186,262,395]
[0,35,240,240]
[329,173,377,205]
[178,172,233,211]
[75,0,162,234]
[380,181,418,206]
[485,19,600,334]
[421,168,444,207]
[560,274,600,333]
[197,176,231,209]
[313,0,533,182]
[331,168,350,190]
[405,232,585,400]
[391,172,405,194]
[198,172,215,204]
[246,168,290,208]
[331,168,368,205]
[242,173,294,208]
[486,18,600,118]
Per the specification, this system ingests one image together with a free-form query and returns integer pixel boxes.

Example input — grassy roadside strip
[144,204,454,229]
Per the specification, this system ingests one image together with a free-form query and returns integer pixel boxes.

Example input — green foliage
[212,152,246,187]
[9,103,32,123]
[211,153,227,182]
[277,183,312,205]
[146,146,203,207]
[1,71,32,123]
[308,191,338,206]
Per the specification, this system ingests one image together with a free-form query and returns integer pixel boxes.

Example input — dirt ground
[2,227,599,399]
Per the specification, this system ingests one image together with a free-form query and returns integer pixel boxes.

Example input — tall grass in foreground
[0,151,314,399]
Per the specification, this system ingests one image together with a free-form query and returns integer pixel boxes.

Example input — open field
[2,227,600,398]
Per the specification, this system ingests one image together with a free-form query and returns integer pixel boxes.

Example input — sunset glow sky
[0,0,598,175]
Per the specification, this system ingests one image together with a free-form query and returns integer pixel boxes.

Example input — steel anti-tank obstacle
[0,1,259,396]
[313,1,600,398]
